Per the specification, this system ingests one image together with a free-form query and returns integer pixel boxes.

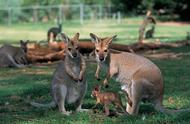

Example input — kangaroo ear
[94,85,100,91]
[20,40,27,53]
[20,40,28,46]
[73,33,80,42]
[106,35,117,45]
[90,33,99,44]
[61,33,70,43]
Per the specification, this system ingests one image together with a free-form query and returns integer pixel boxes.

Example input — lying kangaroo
[31,33,88,115]
[90,33,190,115]
[0,40,28,68]
[91,85,126,116]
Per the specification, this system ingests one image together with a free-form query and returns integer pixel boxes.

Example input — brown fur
[91,85,126,116]
[90,33,190,115]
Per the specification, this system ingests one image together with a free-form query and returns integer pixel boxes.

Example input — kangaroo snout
[72,52,77,57]
[99,56,104,61]
[104,84,109,88]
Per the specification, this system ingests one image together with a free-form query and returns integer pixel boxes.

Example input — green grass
[0,17,190,45]
[0,17,190,123]
[0,45,190,124]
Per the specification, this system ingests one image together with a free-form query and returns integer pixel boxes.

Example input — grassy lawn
[0,18,190,124]
[0,17,190,45]
[0,46,190,124]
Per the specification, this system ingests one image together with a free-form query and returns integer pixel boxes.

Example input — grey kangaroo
[31,33,87,115]
[0,40,28,68]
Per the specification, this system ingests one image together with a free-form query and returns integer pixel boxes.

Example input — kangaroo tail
[155,102,190,115]
[163,107,190,115]
[30,101,56,108]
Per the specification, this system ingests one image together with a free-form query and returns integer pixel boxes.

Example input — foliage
[0,0,189,23]
[112,0,190,20]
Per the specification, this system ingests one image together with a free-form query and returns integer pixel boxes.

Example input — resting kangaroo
[90,33,190,115]
[31,33,87,115]
[0,40,28,68]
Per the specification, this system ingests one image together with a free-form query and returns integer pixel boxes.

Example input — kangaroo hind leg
[54,84,71,115]
[126,79,143,115]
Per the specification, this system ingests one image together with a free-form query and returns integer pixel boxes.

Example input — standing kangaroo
[0,40,28,68]
[31,33,87,115]
[47,24,62,42]
[91,85,126,116]
[90,33,190,115]
[145,25,155,39]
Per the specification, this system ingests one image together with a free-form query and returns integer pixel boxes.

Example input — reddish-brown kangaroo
[90,33,190,115]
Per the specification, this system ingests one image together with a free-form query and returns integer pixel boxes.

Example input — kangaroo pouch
[66,81,86,104]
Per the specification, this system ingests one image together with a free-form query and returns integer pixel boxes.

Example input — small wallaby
[90,33,190,115]
[47,23,62,42]
[31,33,88,115]
[0,40,28,68]
[145,25,155,39]
[91,85,126,116]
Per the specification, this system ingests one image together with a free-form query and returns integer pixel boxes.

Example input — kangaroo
[31,33,88,115]
[145,25,155,39]
[0,40,28,68]
[91,85,126,116]
[48,32,66,51]
[90,33,190,115]
[47,23,62,42]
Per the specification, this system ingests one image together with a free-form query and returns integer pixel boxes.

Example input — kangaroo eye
[96,49,99,52]
[104,49,107,52]
[68,48,71,51]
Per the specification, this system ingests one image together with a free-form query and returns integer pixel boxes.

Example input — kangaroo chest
[66,83,86,104]
[69,60,81,74]
[72,66,80,74]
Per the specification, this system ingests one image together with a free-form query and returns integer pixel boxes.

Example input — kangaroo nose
[105,84,109,88]
[99,56,104,61]
[73,53,77,57]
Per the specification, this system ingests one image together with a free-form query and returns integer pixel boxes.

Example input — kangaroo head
[90,33,117,62]
[20,40,28,53]
[91,85,101,97]
[15,40,28,64]
[61,33,80,58]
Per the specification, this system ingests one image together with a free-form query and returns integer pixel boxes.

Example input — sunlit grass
[0,17,190,45]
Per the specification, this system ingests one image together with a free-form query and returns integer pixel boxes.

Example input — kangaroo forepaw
[95,74,100,81]
[79,75,83,81]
